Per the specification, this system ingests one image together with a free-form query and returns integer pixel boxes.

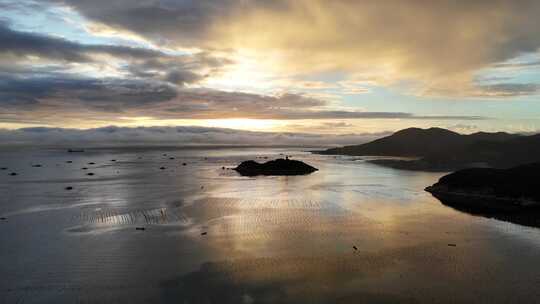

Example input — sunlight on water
[1,147,540,303]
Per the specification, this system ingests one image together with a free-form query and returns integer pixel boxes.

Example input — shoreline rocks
[426,163,540,227]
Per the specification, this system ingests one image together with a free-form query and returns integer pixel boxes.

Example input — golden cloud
[203,0,540,95]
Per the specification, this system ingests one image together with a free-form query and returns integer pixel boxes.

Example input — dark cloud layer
[0,21,163,62]
[475,83,540,97]
[46,0,268,46]
[0,73,177,112]
[0,22,232,87]
[0,72,486,122]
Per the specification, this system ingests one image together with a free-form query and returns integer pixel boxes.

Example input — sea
[1,146,539,303]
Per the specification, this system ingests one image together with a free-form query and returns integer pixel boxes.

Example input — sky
[1,0,540,144]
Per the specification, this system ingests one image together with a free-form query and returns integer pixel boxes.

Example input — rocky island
[426,162,540,227]
[234,158,318,176]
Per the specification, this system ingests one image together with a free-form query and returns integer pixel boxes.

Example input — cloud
[0,1,49,16]
[0,12,492,126]
[0,72,487,124]
[427,82,540,98]
[45,0,254,46]
[283,121,355,133]
[0,22,232,86]
[491,60,540,69]
[122,51,233,85]
[0,21,163,62]
[0,73,177,112]
[447,124,479,133]
[44,0,540,95]
[474,83,540,97]
[322,122,353,128]
[0,125,391,147]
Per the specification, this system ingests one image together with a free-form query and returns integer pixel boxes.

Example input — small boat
[68,149,85,153]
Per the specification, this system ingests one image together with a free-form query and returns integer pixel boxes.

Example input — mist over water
[1,147,540,303]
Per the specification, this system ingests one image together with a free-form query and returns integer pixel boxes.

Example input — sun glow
[201,49,285,93]
[205,119,286,131]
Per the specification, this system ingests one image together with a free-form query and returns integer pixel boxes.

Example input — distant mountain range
[316,127,540,171]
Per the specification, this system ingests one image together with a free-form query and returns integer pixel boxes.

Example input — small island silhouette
[234,158,318,176]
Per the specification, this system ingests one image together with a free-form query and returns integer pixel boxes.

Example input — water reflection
[430,192,540,229]
[1,148,540,303]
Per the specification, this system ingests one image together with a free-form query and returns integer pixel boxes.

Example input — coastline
[425,186,540,211]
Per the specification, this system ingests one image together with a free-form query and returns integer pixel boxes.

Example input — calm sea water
[1,147,540,303]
